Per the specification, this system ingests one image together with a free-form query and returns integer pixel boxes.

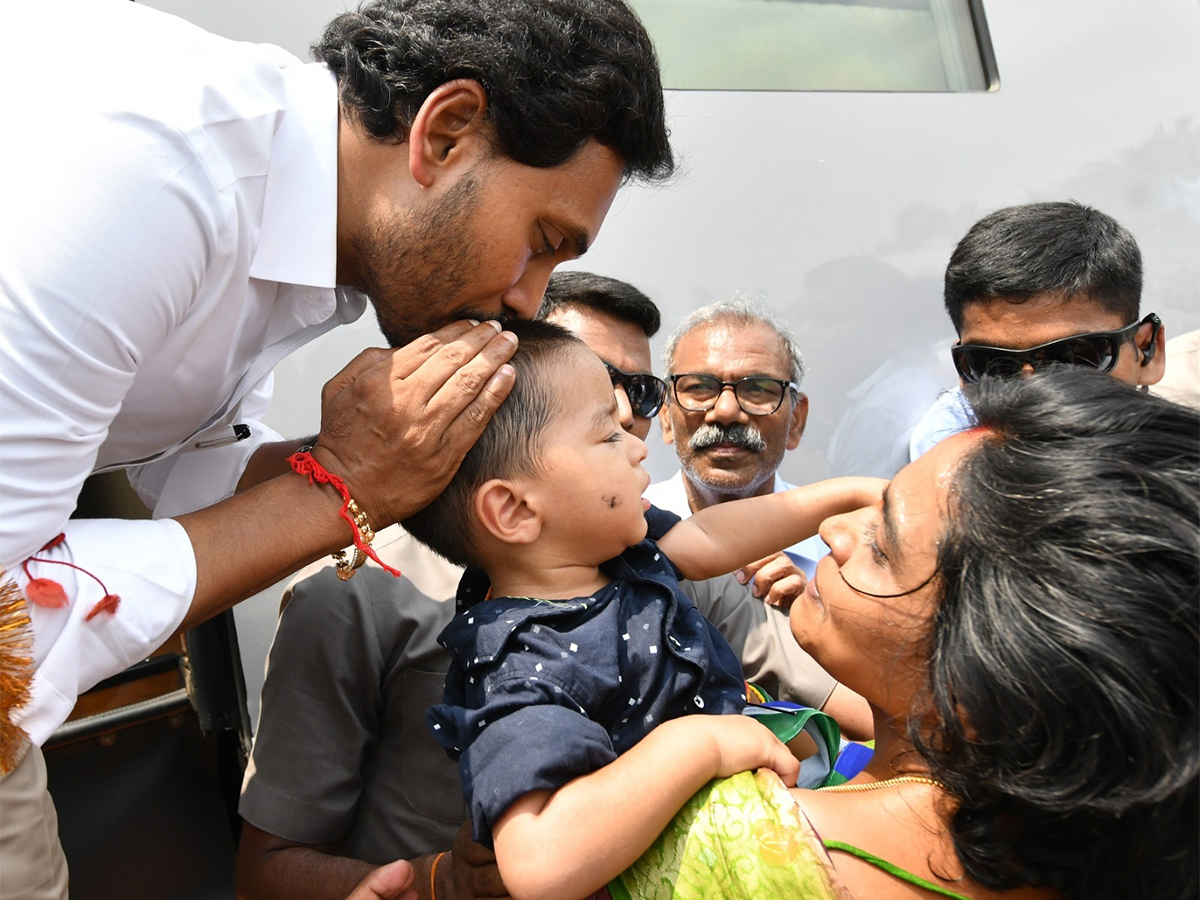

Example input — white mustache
[689,423,767,453]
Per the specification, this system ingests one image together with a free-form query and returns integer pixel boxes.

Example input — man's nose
[707,384,746,424]
[501,263,554,319]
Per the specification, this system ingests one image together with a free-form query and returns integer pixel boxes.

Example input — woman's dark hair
[918,368,1198,900]
[313,0,673,181]
[402,319,585,568]
[943,201,1142,334]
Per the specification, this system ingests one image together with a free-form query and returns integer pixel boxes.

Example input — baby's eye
[604,431,623,443]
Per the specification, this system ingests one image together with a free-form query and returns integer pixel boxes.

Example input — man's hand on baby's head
[314,321,517,525]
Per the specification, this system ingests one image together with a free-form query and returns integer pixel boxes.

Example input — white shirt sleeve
[0,103,227,743]
[11,519,197,746]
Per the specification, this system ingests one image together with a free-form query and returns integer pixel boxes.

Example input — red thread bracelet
[288,451,401,579]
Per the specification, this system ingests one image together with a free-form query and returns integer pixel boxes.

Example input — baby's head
[403,318,651,570]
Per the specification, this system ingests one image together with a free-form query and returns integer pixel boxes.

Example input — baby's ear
[475,479,541,546]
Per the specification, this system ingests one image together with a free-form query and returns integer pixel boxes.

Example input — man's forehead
[673,319,790,376]
[546,304,653,373]
[960,292,1130,349]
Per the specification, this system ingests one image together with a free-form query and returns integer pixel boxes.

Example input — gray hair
[661,297,805,384]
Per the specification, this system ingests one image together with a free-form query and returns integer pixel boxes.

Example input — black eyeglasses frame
[667,373,800,416]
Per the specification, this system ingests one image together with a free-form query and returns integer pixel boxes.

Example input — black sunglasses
[951,313,1161,384]
[604,363,667,419]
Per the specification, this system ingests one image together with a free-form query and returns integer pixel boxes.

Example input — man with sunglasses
[237,273,847,900]
[538,272,668,439]
[910,201,1167,458]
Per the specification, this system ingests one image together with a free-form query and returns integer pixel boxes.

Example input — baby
[402,319,879,889]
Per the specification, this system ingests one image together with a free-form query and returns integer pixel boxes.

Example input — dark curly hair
[917,368,1198,900]
[943,201,1142,334]
[313,0,673,181]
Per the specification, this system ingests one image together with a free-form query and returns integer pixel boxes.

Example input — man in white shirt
[645,299,871,739]
[0,1,672,896]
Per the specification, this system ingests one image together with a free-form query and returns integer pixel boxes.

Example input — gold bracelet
[429,851,447,900]
[289,451,401,580]
[333,499,374,581]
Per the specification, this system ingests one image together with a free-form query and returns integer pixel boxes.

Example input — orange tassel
[85,594,121,621]
[22,533,121,619]
[0,574,34,774]
[23,578,68,609]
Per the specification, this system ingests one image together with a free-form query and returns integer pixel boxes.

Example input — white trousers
[0,740,69,900]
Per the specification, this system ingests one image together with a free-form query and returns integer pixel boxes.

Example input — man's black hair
[313,0,673,182]
[538,271,661,338]
[402,319,585,568]
[917,368,1198,900]
[943,201,1142,334]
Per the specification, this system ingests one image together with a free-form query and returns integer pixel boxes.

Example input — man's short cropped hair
[313,0,674,182]
[538,271,661,339]
[661,296,805,384]
[944,201,1143,334]
[402,319,585,568]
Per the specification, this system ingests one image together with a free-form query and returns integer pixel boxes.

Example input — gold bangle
[429,851,447,900]
[333,499,374,581]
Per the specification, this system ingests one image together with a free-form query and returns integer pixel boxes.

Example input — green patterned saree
[604,770,851,900]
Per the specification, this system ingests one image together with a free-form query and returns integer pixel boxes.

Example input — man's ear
[1136,319,1168,387]
[407,79,490,187]
[785,391,809,451]
[659,404,676,446]
[475,478,541,547]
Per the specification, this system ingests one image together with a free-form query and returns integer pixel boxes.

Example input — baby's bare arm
[657,477,885,582]
[490,715,797,900]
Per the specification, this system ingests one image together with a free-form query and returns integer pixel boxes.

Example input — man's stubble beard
[355,173,485,348]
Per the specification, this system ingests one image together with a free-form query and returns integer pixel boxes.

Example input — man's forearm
[176,460,358,632]
[236,844,374,900]
[237,846,446,900]
[236,438,315,492]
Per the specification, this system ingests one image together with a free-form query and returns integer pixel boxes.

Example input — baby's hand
[671,714,801,786]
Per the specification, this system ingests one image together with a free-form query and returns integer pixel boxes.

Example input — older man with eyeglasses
[648,298,820,588]
[909,201,1169,458]
[645,297,872,739]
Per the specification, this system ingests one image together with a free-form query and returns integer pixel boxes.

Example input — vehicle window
[630,0,997,91]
